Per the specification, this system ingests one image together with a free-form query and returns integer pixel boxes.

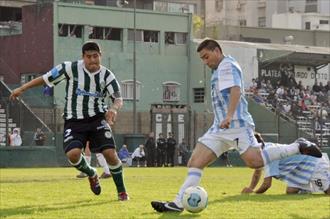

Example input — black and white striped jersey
[43,60,121,120]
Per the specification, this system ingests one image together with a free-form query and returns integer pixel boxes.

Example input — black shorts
[63,114,115,153]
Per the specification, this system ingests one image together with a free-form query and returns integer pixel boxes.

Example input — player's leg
[63,124,100,195]
[240,130,322,169]
[151,131,224,213]
[102,148,129,200]
[96,153,112,179]
[286,187,300,194]
[76,141,91,178]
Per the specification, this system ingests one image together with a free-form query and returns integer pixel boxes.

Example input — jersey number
[234,138,239,146]
[314,179,323,188]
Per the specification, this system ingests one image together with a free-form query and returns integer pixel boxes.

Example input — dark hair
[254,132,265,149]
[197,39,222,53]
[82,41,101,54]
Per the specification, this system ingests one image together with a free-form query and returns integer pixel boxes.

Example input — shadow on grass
[0,199,115,218]
[209,193,327,204]
[141,211,201,219]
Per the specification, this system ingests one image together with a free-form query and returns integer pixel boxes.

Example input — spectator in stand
[288,73,297,88]
[291,100,301,118]
[324,81,330,92]
[312,81,321,94]
[260,79,267,92]
[131,144,146,167]
[252,89,265,105]
[296,80,304,90]
[118,145,130,163]
[276,85,285,98]
[166,132,177,167]
[156,133,166,167]
[34,128,46,146]
[299,99,308,111]
[178,138,189,166]
[10,128,22,146]
[319,82,325,92]
[248,78,258,92]
[282,101,292,115]
[145,132,156,167]
[266,80,273,91]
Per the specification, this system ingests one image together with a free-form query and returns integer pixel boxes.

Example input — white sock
[174,168,202,208]
[85,155,91,165]
[96,153,110,174]
[261,143,299,165]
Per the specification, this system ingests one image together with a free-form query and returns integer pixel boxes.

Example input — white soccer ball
[182,186,208,213]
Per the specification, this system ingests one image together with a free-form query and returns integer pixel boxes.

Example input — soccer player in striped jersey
[242,134,330,195]
[151,39,322,212]
[10,41,129,201]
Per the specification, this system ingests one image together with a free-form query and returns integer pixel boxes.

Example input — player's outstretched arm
[105,98,123,125]
[241,168,262,194]
[220,86,240,129]
[255,177,272,194]
[9,76,45,101]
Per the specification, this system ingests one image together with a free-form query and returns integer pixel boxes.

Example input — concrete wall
[209,24,330,47]
[0,3,53,84]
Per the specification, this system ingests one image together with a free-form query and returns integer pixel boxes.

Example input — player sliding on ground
[10,41,129,201]
[242,133,330,195]
[151,38,322,212]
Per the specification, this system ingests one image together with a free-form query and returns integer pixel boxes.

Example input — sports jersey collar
[213,55,227,73]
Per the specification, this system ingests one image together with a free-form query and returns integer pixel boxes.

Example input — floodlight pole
[133,0,137,134]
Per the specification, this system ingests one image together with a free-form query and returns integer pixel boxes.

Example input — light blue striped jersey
[208,55,255,133]
[264,143,318,185]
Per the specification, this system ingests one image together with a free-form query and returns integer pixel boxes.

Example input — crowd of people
[116,132,191,168]
[247,77,330,134]
[0,127,46,147]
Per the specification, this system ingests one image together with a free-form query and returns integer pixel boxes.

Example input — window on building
[320,20,329,24]
[154,1,195,13]
[128,29,143,41]
[58,24,83,38]
[143,30,159,43]
[163,82,180,102]
[165,32,175,44]
[21,73,38,84]
[104,28,121,40]
[305,0,317,12]
[258,17,266,27]
[215,0,223,12]
[0,75,4,81]
[165,32,187,45]
[305,22,311,30]
[175,32,187,44]
[89,26,122,40]
[239,19,247,26]
[121,80,141,100]
[153,1,168,12]
[193,88,205,103]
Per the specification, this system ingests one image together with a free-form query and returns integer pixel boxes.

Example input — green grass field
[0,167,329,219]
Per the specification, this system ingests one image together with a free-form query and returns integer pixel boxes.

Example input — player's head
[82,41,102,73]
[254,132,265,149]
[197,38,223,70]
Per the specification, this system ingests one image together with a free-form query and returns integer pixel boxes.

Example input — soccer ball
[182,186,208,213]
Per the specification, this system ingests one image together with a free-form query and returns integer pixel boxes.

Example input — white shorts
[197,127,260,157]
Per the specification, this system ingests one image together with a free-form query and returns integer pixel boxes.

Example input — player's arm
[241,168,262,194]
[220,86,241,129]
[10,76,45,101]
[255,177,272,194]
[218,63,242,129]
[105,74,123,125]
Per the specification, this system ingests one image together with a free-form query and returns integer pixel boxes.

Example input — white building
[272,12,330,30]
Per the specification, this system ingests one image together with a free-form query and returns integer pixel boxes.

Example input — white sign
[294,65,329,87]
